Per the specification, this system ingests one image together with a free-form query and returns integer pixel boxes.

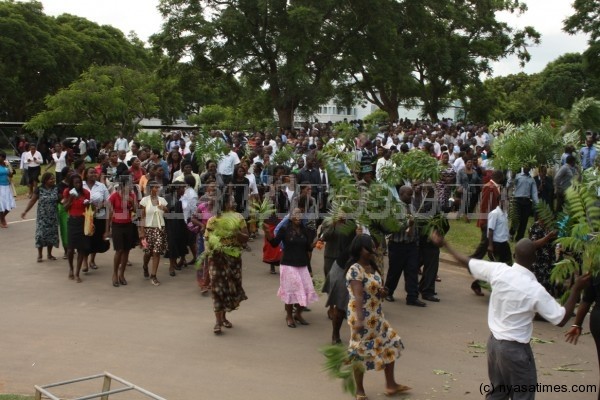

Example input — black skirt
[26,166,41,183]
[111,222,136,251]
[67,216,91,252]
[89,217,110,253]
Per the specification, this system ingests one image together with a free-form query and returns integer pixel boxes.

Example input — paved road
[0,199,597,399]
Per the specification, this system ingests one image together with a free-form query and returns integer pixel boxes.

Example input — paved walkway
[0,200,597,399]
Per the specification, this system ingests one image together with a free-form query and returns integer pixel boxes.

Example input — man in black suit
[298,155,321,202]
[184,143,199,173]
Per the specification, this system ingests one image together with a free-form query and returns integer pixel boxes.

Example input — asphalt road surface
[0,199,597,399]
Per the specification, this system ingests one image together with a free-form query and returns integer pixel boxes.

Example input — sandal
[151,276,160,286]
[356,395,369,400]
[213,323,222,334]
[222,319,233,329]
[89,263,98,270]
[286,317,296,328]
[48,256,57,261]
[384,384,412,396]
[113,281,120,288]
[75,276,82,283]
[119,277,127,286]
[82,267,89,273]
[37,257,43,263]
[169,270,176,277]
[68,273,75,280]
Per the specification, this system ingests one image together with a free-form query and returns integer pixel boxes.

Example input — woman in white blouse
[139,181,168,286]
[83,167,110,271]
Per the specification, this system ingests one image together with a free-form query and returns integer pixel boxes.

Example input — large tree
[153,0,372,129]
[26,65,159,140]
[0,1,156,123]
[336,0,540,122]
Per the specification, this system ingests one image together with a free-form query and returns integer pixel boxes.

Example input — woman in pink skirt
[264,206,318,328]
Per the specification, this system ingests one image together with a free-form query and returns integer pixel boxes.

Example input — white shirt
[52,151,68,172]
[140,196,167,228]
[181,187,198,221]
[375,157,393,182]
[114,138,129,152]
[20,151,43,169]
[487,206,509,243]
[217,151,240,176]
[452,157,465,173]
[468,259,566,343]
[83,181,110,218]
[246,173,259,196]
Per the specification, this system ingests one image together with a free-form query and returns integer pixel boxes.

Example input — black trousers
[471,225,488,259]
[419,245,439,298]
[514,197,532,241]
[491,241,512,264]
[386,242,419,301]
[486,335,536,400]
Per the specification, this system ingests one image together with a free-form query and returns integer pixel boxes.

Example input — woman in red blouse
[128,157,146,185]
[62,174,91,282]
[106,175,138,287]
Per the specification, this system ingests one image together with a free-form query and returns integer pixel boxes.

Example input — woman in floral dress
[21,172,60,261]
[346,234,410,399]
[205,194,249,334]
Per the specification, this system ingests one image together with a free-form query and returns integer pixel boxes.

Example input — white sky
[22,0,590,77]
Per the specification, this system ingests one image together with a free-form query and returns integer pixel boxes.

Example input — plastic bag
[84,206,95,236]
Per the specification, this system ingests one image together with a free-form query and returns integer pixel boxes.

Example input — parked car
[6,155,20,170]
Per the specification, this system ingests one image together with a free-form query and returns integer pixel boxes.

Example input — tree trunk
[381,104,399,122]
[276,107,294,130]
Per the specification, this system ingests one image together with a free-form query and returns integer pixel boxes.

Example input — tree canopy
[26,65,159,140]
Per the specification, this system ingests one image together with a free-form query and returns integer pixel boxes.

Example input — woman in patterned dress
[21,172,60,261]
[139,181,168,286]
[204,194,249,334]
[346,234,411,399]
[529,219,562,298]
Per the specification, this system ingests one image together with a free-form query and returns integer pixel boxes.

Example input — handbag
[84,206,95,236]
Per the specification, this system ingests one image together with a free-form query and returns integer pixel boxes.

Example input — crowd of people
[1,119,599,399]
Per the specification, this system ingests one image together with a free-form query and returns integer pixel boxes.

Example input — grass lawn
[0,395,34,400]
[443,218,482,255]
[443,217,535,256]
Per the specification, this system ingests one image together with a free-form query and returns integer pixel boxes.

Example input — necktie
[321,170,326,190]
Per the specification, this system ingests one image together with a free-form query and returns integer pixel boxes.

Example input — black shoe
[406,299,427,307]
[385,295,395,302]
[423,296,440,302]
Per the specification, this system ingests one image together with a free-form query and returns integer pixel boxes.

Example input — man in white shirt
[217,143,240,186]
[114,133,129,152]
[431,233,590,400]
[486,202,511,263]
[78,138,87,158]
[375,149,393,182]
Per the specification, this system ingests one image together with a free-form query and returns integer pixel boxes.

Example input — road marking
[7,218,35,225]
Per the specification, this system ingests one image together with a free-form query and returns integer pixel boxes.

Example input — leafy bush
[363,109,389,125]
[136,130,164,151]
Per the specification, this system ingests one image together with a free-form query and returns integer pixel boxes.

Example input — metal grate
[34,372,167,400]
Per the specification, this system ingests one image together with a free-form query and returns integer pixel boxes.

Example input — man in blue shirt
[580,136,597,170]
[512,166,538,241]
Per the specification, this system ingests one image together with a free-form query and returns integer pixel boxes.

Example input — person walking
[346,234,410,399]
[106,175,137,287]
[0,151,15,228]
[21,172,59,261]
[204,194,249,334]
[62,174,91,282]
[430,232,590,400]
[264,205,319,327]
[139,181,168,286]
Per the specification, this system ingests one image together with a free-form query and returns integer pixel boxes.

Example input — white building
[294,98,462,125]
